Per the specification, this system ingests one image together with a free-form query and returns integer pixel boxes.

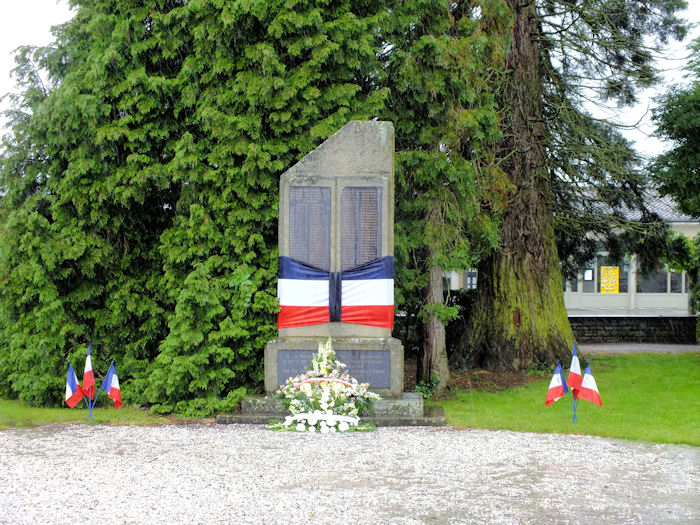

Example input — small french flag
[100,362,122,409]
[566,342,583,391]
[545,361,569,407]
[82,343,95,400]
[574,364,603,407]
[65,362,84,409]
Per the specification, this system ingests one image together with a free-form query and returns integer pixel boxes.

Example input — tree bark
[418,263,450,391]
[469,0,573,370]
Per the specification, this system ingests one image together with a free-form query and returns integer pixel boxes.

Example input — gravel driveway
[0,424,697,524]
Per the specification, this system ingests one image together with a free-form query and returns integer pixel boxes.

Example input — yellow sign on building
[600,266,619,294]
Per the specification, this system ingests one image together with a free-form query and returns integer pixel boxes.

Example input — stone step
[218,392,445,427]
[217,405,445,427]
[239,392,424,418]
[361,405,446,426]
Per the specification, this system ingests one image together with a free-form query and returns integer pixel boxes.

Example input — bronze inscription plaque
[289,186,331,271]
[341,187,382,270]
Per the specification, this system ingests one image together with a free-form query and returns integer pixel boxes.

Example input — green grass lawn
[2,353,698,444]
[0,399,170,429]
[437,353,700,445]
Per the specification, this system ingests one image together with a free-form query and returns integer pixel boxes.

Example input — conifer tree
[651,36,700,219]
[468,0,687,369]
[651,35,700,339]
[384,0,510,388]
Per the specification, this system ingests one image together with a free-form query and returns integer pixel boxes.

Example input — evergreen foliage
[651,37,700,337]
[0,0,389,414]
[542,0,690,273]
[2,0,690,405]
[384,0,511,385]
[651,36,700,219]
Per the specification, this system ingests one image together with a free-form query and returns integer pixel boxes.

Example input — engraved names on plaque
[277,349,391,388]
[341,187,382,270]
[289,186,331,271]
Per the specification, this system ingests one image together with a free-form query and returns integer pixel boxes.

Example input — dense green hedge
[0,0,390,415]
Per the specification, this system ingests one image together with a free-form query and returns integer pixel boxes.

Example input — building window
[464,269,478,290]
[563,277,578,292]
[637,265,668,293]
[583,266,595,293]
[670,270,683,293]
[596,257,628,293]
[569,279,578,292]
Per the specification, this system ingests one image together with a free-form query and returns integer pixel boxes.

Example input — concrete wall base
[569,316,697,344]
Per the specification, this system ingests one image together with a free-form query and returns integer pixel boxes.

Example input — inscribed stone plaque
[277,349,391,388]
[337,350,390,388]
[341,187,382,270]
[277,350,315,386]
[289,186,331,271]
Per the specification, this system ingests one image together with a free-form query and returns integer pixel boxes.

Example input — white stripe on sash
[341,279,394,306]
[278,279,329,307]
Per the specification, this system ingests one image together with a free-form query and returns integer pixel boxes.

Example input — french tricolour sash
[278,256,394,329]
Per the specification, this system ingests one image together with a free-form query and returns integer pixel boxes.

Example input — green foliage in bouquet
[272,338,379,433]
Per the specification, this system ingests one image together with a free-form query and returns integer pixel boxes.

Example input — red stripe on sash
[341,305,394,329]
[278,306,330,328]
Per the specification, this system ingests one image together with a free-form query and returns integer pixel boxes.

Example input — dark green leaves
[651,38,700,219]
[0,0,390,414]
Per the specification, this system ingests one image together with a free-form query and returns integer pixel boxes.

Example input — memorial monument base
[214,121,447,427]
[217,336,446,427]
[264,336,404,398]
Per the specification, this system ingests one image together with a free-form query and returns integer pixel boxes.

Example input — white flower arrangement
[271,338,380,432]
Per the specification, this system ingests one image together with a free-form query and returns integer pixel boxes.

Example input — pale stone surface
[277,120,395,340]
[1,424,697,524]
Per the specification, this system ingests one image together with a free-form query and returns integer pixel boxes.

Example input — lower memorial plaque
[277,349,391,389]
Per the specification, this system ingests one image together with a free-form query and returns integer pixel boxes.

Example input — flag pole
[557,359,577,423]
[88,358,113,419]
[562,359,577,423]
[87,386,94,423]
[566,388,577,423]
[86,338,93,422]
[91,363,107,406]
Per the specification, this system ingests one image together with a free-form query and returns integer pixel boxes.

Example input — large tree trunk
[469,0,573,370]
[418,263,450,391]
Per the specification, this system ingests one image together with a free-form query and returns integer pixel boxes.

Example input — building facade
[449,195,699,319]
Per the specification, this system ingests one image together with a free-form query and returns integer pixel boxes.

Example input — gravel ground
[0,424,697,524]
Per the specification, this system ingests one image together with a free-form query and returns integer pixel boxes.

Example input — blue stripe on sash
[329,272,341,322]
[279,257,329,280]
[341,256,393,280]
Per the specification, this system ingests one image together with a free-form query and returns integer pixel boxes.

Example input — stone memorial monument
[218,121,445,426]
[266,120,403,397]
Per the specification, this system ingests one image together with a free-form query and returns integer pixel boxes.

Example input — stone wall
[569,316,697,344]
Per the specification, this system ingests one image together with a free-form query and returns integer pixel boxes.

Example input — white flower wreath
[272,338,380,432]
